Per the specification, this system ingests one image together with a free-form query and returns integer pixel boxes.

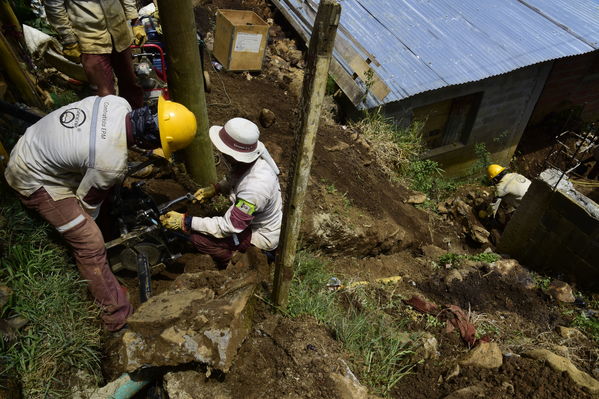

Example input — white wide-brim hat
[209,118,264,163]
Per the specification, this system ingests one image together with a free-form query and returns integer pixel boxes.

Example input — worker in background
[486,164,532,217]
[44,0,147,108]
[160,118,283,269]
[4,95,196,331]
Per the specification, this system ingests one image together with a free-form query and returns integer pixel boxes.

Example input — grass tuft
[0,192,101,398]
[288,252,417,396]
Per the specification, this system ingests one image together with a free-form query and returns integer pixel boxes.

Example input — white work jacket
[492,172,532,214]
[44,0,137,53]
[190,158,283,251]
[5,96,130,218]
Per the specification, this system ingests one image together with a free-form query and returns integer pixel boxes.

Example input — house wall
[529,51,599,125]
[384,63,552,176]
[498,179,599,291]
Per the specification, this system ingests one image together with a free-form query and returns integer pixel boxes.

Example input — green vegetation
[350,109,458,202]
[0,193,101,398]
[288,252,417,396]
[572,311,599,343]
[437,252,502,268]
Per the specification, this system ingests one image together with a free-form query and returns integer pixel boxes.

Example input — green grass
[572,311,599,343]
[437,252,502,268]
[288,253,417,396]
[350,109,459,202]
[0,193,101,398]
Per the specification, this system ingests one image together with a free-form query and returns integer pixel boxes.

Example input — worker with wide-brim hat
[160,117,283,269]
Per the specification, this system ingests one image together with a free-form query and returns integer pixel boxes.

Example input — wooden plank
[329,58,364,105]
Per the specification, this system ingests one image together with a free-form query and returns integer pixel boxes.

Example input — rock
[548,280,576,302]
[330,372,369,399]
[120,272,257,372]
[437,203,449,213]
[550,344,570,357]
[445,364,460,382]
[273,40,289,57]
[523,349,599,394]
[469,224,490,245]
[459,342,503,369]
[324,141,351,152]
[446,269,463,284]
[259,108,276,128]
[443,385,486,398]
[287,49,303,66]
[490,259,519,276]
[164,370,231,399]
[421,244,447,259]
[557,326,586,340]
[405,193,427,205]
[0,285,12,309]
[501,381,514,394]
[286,68,304,98]
[415,332,439,360]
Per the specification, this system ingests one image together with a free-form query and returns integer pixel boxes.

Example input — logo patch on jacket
[235,198,256,215]
[59,108,87,128]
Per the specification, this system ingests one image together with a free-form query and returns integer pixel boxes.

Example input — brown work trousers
[81,47,144,109]
[19,188,132,331]
[189,228,252,269]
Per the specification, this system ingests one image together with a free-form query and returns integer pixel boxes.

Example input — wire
[205,50,232,107]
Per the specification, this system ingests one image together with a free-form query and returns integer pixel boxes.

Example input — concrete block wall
[529,51,599,124]
[384,63,552,176]
[498,179,599,290]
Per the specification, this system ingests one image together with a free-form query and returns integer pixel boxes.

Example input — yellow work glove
[160,211,184,231]
[132,24,147,46]
[62,42,81,63]
[193,185,216,203]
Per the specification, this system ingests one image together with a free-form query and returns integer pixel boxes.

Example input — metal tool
[157,193,195,214]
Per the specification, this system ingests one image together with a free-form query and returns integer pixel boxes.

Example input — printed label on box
[234,32,263,53]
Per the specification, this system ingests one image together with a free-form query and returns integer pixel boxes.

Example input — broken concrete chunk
[324,141,351,152]
[523,349,599,394]
[121,274,257,373]
[548,280,576,303]
[459,342,503,369]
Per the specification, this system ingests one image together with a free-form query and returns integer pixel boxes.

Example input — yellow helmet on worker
[157,95,197,159]
[487,164,506,181]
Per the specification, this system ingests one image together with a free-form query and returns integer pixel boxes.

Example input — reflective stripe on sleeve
[56,214,86,233]
[88,96,102,168]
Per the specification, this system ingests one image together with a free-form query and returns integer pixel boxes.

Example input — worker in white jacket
[4,95,196,331]
[160,118,283,269]
[487,164,532,217]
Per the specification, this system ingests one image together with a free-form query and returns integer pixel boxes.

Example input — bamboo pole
[272,0,341,308]
[0,31,43,108]
[155,0,216,185]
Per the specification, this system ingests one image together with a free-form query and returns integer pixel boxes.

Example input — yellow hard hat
[487,164,506,181]
[157,96,197,159]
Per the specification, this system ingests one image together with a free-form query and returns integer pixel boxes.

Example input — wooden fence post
[156,0,217,185]
[272,0,341,308]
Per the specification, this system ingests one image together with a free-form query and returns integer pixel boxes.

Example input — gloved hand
[193,185,216,203]
[62,42,81,63]
[132,24,147,46]
[160,211,184,230]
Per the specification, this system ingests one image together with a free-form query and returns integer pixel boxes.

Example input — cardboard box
[213,9,268,71]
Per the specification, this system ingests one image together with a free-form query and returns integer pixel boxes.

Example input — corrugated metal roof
[271,0,599,108]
